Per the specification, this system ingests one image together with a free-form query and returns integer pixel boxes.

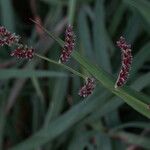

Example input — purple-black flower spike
[0,26,20,46]
[10,45,34,59]
[78,78,96,98]
[115,36,132,88]
[59,25,75,63]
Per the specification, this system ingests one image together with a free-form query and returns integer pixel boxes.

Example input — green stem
[35,53,86,79]
[30,18,64,47]
[68,0,77,25]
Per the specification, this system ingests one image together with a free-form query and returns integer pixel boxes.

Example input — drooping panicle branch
[115,36,132,88]
[78,78,96,98]
[59,25,75,63]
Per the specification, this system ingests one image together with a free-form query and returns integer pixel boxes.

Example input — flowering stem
[35,53,86,79]
[30,18,64,47]
[68,0,77,25]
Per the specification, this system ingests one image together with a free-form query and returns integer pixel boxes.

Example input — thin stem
[68,0,77,25]
[30,18,64,47]
[35,53,86,79]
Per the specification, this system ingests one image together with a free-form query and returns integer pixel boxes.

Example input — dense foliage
[0,0,150,150]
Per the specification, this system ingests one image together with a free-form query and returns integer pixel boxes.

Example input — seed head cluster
[0,26,20,46]
[10,46,34,59]
[0,25,95,98]
[115,36,132,88]
[1,26,134,98]
[78,78,96,98]
[0,26,35,59]
[59,25,75,63]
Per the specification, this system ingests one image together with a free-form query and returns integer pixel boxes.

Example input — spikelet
[59,25,75,63]
[115,36,132,88]
[78,78,95,98]
[10,45,34,59]
[0,26,20,46]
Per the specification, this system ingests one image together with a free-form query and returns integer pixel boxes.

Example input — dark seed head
[115,36,132,88]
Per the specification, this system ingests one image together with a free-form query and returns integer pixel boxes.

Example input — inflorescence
[0,26,20,46]
[115,36,132,88]
[0,26,34,59]
[1,25,133,98]
[59,25,75,63]
[10,45,34,59]
[78,78,96,98]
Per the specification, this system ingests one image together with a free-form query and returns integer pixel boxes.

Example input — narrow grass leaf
[124,0,150,26]
[0,69,68,79]
[111,131,150,149]
[110,122,150,132]
[44,78,68,127]
[130,43,150,78]
[0,0,15,31]
[109,3,126,36]
[123,13,142,43]
[31,24,150,118]
[78,7,93,61]
[93,0,111,72]
[131,73,150,91]
[10,93,109,150]
[72,51,150,118]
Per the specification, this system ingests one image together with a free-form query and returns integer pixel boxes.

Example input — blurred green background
[0,0,150,150]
